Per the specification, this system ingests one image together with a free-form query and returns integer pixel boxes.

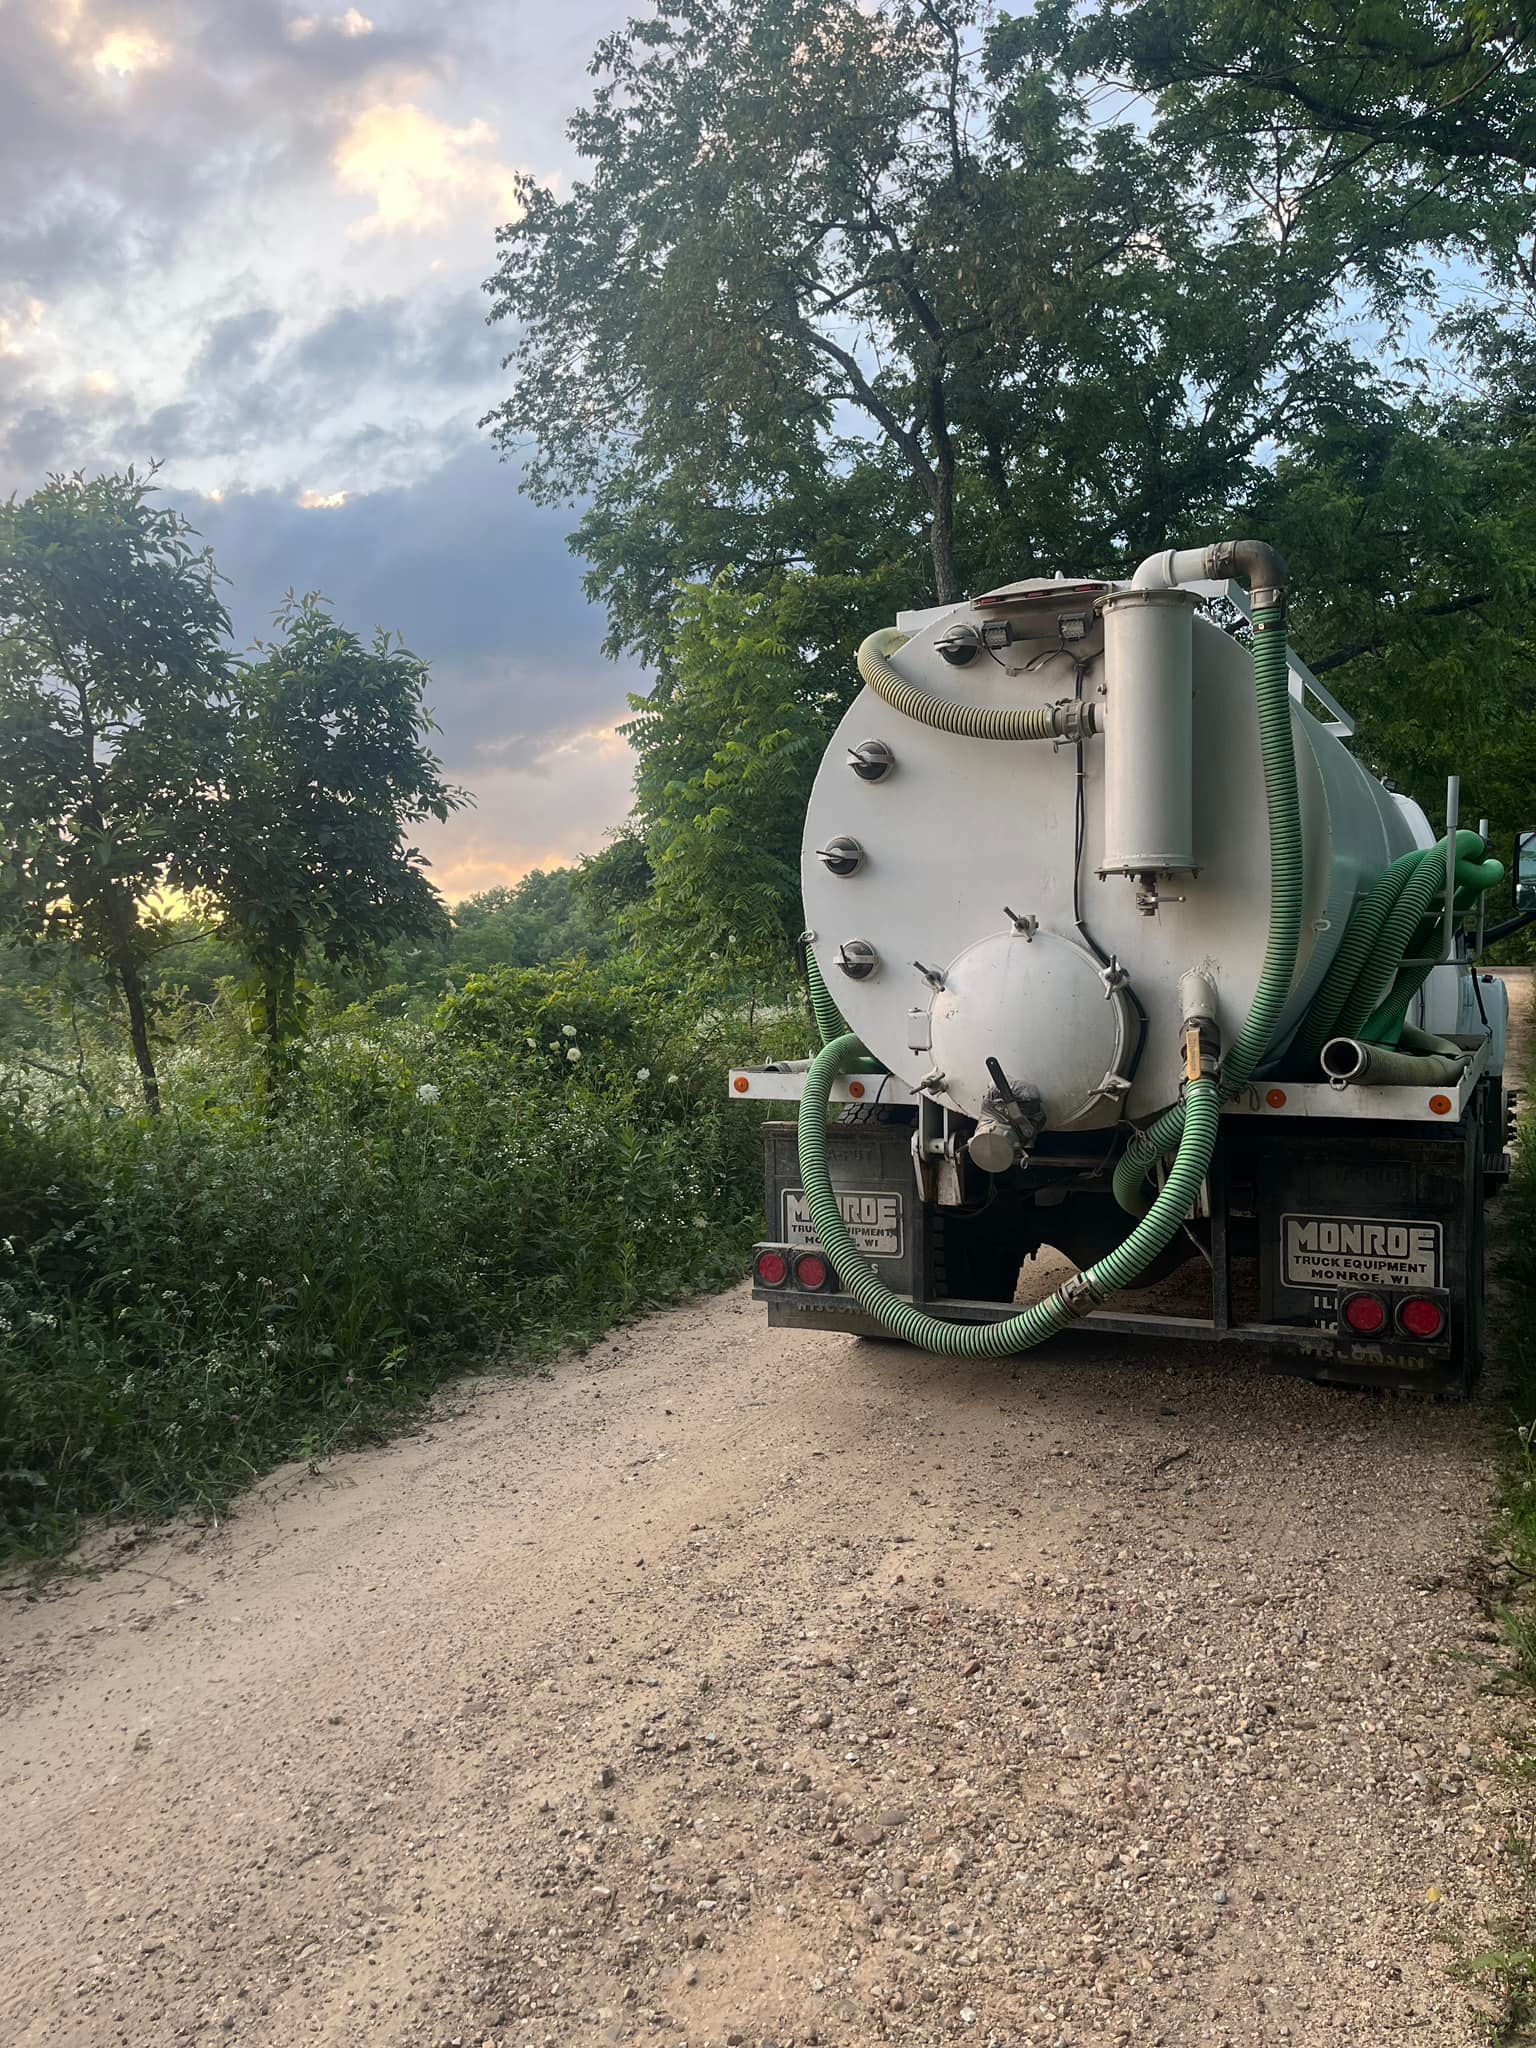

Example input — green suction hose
[858,629,1097,742]
[1112,601,1303,1215]
[1285,848,1422,1073]
[805,945,848,1048]
[797,1033,1223,1358]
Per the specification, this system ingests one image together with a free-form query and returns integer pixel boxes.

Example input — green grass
[1449,1108,1536,2040]
[0,965,788,1570]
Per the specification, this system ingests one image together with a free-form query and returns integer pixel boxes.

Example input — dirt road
[2,1289,1527,2048]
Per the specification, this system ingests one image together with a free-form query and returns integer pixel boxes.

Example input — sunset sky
[0,0,643,898]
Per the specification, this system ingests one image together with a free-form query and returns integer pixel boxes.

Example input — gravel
[0,1271,1528,2046]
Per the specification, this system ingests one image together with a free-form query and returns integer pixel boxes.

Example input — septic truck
[728,538,1520,1394]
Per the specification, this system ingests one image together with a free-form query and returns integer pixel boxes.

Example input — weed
[0,970,788,1568]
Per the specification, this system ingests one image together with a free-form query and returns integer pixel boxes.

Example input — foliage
[1463,1021,1536,2036]
[1024,1,1536,195]
[0,967,776,1566]
[0,471,231,1112]
[185,593,466,1068]
[450,868,608,974]
[1256,396,1536,853]
[485,0,1412,635]
[620,571,897,975]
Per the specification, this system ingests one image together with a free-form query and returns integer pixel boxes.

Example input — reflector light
[754,1249,789,1288]
[733,1074,750,1093]
[1429,1093,1453,1116]
[1398,1295,1447,1340]
[1341,1292,1388,1336]
[794,1251,831,1291]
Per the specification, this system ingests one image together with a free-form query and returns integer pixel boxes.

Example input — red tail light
[1341,1292,1388,1336]
[794,1251,831,1291]
[1397,1295,1447,1341]
[754,1249,789,1288]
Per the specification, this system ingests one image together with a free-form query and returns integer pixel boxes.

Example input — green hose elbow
[856,630,1097,744]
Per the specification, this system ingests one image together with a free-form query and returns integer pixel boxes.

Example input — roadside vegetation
[0,965,787,1566]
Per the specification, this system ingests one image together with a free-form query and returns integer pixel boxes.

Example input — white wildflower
[415,1081,441,1104]
[635,1067,651,1082]
[666,1073,679,1085]
[567,1045,582,1063]
[561,1023,578,1038]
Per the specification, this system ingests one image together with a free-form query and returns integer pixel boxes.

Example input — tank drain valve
[968,1059,1046,1175]
[836,938,880,980]
[1178,969,1221,1084]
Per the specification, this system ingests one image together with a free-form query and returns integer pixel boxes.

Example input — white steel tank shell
[802,582,1427,1127]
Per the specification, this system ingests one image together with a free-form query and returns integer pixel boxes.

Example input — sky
[0,0,644,899]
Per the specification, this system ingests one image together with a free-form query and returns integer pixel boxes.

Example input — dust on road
[1,1289,1526,2048]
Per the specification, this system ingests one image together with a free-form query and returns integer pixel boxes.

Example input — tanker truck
[727,540,1515,1394]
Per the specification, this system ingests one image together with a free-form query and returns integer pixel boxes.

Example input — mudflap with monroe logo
[1243,1098,1485,1394]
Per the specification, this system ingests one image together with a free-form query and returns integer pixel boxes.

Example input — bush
[0,967,778,1563]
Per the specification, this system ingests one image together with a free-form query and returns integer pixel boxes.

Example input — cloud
[291,7,375,38]
[416,727,637,899]
[179,441,642,773]
[333,102,525,234]
[0,287,499,492]
[91,27,173,78]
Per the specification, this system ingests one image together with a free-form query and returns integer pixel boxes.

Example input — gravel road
[2,979,1530,2048]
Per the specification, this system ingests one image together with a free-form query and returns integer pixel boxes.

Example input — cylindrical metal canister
[1098,587,1202,875]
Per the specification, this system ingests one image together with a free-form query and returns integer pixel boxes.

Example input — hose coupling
[1059,1269,1108,1319]
[1178,969,1222,1085]
[1051,699,1100,742]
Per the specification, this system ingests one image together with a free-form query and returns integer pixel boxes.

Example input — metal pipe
[1131,538,1288,613]
[1476,816,1490,956]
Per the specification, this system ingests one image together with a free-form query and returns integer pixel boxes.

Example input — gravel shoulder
[2,975,1530,2048]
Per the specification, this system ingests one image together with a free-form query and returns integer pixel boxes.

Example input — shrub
[0,972,777,1563]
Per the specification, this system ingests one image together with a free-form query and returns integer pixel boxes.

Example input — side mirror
[1516,829,1536,911]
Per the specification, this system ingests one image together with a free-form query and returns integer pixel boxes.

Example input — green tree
[622,570,902,976]
[450,868,607,974]
[1023,1,1536,182]
[0,470,231,1112]
[485,0,1412,643]
[191,595,466,1072]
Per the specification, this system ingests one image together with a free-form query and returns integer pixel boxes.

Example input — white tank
[802,579,1440,1128]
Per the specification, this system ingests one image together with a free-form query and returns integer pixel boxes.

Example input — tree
[621,569,903,976]
[0,470,230,1113]
[450,868,608,972]
[1022,1,1536,181]
[485,0,1409,642]
[190,595,466,1073]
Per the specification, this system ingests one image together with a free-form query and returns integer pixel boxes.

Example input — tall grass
[0,966,783,1565]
